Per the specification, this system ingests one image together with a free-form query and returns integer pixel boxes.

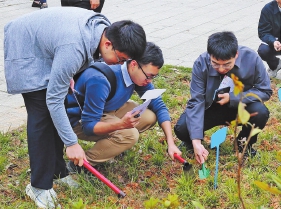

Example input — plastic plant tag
[210,127,228,189]
[198,163,210,179]
[278,88,281,101]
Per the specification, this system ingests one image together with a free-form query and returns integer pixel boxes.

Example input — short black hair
[207,31,238,60]
[105,20,146,60]
[136,42,164,69]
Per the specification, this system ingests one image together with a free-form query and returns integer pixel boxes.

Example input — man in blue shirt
[258,0,281,78]
[174,32,272,165]
[66,42,181,168]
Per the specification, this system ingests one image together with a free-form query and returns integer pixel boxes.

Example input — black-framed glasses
[137,61,158,80]
[112,46,128,64]
[210,60,233,70]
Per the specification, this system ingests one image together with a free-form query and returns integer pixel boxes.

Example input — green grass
[1,65,281,208]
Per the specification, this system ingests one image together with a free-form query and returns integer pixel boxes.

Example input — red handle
[174,153,187,164]
[83,161,126,197]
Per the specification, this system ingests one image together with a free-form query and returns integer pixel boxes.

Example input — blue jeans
[174,102,270,148]
[22,89,68,189]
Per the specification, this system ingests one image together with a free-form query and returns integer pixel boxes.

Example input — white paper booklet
[132,89,166,116]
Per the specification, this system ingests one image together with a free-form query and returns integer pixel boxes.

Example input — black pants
[61,0,105,13]
[258,43,281,70]
[174,102,270,147]
[22,89,68,189]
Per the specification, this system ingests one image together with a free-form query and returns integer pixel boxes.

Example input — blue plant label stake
[210,127,227,189]
[278,88,281,101]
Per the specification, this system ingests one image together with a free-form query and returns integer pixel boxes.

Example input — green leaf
[250,128,261,138]
[167,194,180,208]
[71,198,87,209]
[144,197,160,209]
[192,201,205,209]
[238,102,250,124]
[254,180,281,195]
[271,175,281,190]
[277,151,281,162]
[243,92,262,102]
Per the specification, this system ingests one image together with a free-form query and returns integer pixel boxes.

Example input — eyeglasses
[112,46,127,64]
[137,62,158,80]
[211,61,233,70]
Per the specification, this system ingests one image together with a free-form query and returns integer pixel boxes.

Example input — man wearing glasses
[4,7,146,208]
[174,31,272,165]
[66,42,181,170]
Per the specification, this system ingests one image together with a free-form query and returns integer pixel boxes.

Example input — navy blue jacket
[258,0,281,48]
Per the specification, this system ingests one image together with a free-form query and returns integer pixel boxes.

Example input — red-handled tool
[83,161,126,198]
[174,153,193,172]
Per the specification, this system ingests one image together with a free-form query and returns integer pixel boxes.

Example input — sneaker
[267,59,281,78]
[26,183,59,209]
[238,145,257,158]
[54,175,79,189]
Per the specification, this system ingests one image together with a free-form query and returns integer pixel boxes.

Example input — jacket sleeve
[185,61,207,140]
[229,56,272,108]
[47,44,86,147]
[258,6,277,47]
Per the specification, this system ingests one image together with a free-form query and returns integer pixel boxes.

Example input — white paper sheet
[141,89,166,100]
[132,89,166,117]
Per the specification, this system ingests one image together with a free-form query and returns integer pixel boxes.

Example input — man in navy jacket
[258,0,281,78]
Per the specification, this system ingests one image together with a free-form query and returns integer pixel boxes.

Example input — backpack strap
[89,62,117,102]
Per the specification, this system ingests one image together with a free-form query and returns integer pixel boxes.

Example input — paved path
[0,0,269,133]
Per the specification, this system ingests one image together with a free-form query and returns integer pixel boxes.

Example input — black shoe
[238,144,257,166]
[31,1,41,7]
[66,161,88,174]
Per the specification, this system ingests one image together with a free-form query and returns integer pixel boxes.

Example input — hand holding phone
[214,87,230,101]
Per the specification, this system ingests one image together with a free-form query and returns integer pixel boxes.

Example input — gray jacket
[186,46,272,140]
[4,7,111,146]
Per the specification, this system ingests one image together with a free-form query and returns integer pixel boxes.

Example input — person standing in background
[61,0,105,13]
[32,0,48,9]
[258,0,281,79]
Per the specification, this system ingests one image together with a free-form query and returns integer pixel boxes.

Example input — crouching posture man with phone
[174,31,272,165]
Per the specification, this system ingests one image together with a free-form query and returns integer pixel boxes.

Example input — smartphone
[214,86,230,101]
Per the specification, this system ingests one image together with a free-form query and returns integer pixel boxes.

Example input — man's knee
[258,44,273,60]
[115,128,139,148]
[247,102,269,128]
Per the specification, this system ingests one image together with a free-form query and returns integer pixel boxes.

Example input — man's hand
[217,93,230,105]
[66,143,87,166]
[274,41,281,51]
[90,0,100,9]
[120,111,141,129]
[192,139,209,164]
[167,143,182,160]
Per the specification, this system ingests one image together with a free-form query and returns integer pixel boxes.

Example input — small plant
[144,194,180,209]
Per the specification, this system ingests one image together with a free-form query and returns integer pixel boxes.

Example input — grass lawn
[1,65,281,208]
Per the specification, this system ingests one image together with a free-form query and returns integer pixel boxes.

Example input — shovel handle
[174,153,187,164]
[83,161,126,198]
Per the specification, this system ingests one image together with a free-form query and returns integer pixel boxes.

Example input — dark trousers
[258,43,281,70]
[22,89,68,189]
[61,0,105,13]
[174,102,270,148]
